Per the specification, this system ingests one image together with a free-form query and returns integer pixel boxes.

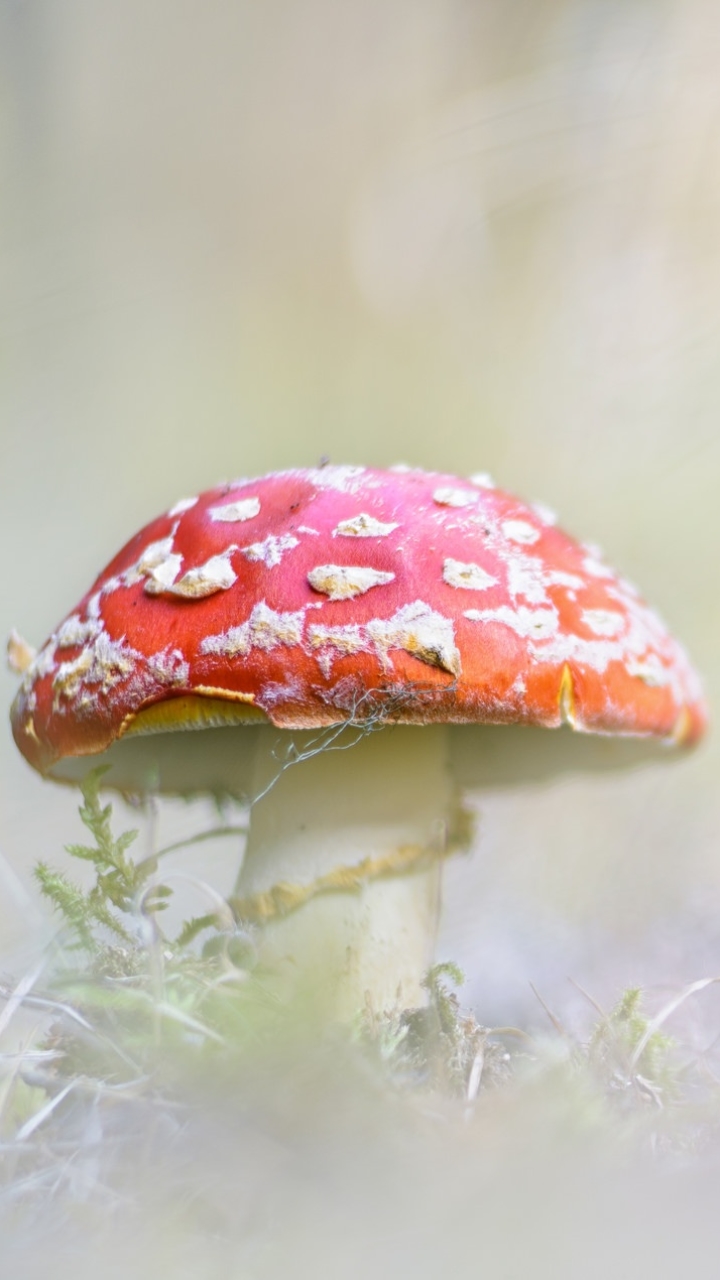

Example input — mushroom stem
[232,724,452,1017]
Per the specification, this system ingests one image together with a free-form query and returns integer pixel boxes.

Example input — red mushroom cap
[11,465,707,775]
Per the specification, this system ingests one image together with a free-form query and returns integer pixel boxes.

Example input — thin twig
[0,987,141,1072]
[16,1080,77,1142]
[567,976,606,1019]
[0,960,46,1041]
[135,824,248,873]
[143,871,235,930]
[629,976,720,1071]
[529,982,569,1038]
[466,1046,485,1103]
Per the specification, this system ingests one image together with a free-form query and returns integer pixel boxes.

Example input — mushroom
[9,466,707,1015]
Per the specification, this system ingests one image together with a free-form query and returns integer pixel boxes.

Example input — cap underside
[120,692,269,738]
[49,711,676,798]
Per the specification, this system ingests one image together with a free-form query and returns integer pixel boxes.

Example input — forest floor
[3,774,720,1280]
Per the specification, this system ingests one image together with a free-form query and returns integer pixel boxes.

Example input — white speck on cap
[136,536,178,576]
[433,487,478,509]
[147,647,190,685]
[209,498,261,523]
[201,601,306,658]
[307,564,395,601]
[582,555,614,580]
[307,623,367,656]
[145,550,237,599]
[53,632,139,703]
[501,519,540,546]
[260,677,306,708]
[307,623,368,676]
[546,570,584,591]
[302,465,367,493]
[333,514,400,538]
[469,473,495,489]
[168,496,198,517]
[532,501,558,526]
[581,609,625,638]
[247,602,306,651]
[241,535,300,568]
[6,629,36,675]
[465,604,559,641]
[504,556,551,606]
[19,639,56,695]
[528,632,626,675]
[55,615,102,650]
[86,592,104,621]
[367,601,460,677]
[142,553,184,594]
[627,658,669,687]
[442,559,498,592]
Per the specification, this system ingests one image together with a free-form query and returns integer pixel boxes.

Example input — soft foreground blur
[1,1,720,1274]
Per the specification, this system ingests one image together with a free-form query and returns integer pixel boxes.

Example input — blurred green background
[1,0,718,1028]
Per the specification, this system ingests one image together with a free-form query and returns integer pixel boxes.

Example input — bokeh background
[1,0,719,1041]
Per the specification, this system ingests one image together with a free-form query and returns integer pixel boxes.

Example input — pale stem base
[235,724,453,1018]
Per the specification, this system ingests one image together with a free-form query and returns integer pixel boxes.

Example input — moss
[0,776,717,1247]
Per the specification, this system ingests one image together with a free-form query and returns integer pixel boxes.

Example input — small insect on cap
[10,464,707,779]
